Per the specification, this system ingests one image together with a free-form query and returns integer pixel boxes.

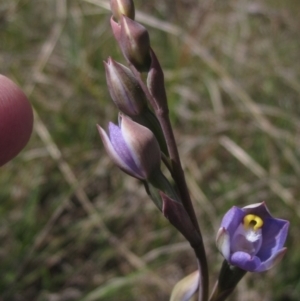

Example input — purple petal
[230,251,261,272]
[108,122,143,177]
[255,248,287,272]
[242,202,272,220]
[98,123,143,179]
[221,207,245,237]
[257,218,289,262]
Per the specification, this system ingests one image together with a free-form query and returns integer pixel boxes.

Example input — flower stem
[209,260,247,301]
[129,63,209,301]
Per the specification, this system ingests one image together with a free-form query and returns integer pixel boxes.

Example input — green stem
[209,261,247,301]
[149,170,179,203]
[129,63,209,301]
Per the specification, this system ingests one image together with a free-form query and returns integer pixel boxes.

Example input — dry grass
[1,0,300,300]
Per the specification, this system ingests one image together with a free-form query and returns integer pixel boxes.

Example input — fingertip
[0,75,34,166]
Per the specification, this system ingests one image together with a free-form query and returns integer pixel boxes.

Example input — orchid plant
[98,1,289,301]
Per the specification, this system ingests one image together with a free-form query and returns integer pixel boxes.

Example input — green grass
[1,0,300,300]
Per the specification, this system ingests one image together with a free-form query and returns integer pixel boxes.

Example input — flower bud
[110,0,135,22]
[120,16,151,72]
[170,271,199,301]
[161,192,201,247]
[104,57,147,116]
[98,115,161,180]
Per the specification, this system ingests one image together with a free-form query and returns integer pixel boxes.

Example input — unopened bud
[120,16,151,72]
[104,57,147,116]
[110,0,135,22]
[170,271,199,301]
[161,192,201,246]
[98,115,161,180]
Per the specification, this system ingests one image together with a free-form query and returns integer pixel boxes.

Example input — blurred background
[1,0,300,300]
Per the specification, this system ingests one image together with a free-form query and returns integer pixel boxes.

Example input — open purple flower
[98,115,161,181]
[216,202,289,272]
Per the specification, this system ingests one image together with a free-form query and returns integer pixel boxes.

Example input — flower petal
[242,202,272,220]
[97,124,143,179]
[216,228,231,261]
[121,116,161,179]
[257,218,289,262]
[230,251,261,272]
[255,248,287,272]
[221,207,245,238]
